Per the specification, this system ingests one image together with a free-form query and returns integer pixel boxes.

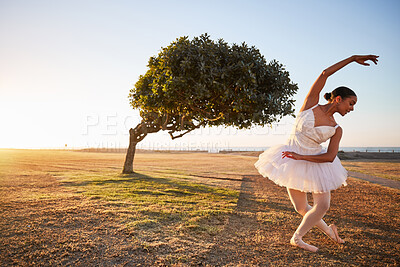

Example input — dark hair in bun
[324,92,332,101]
[324,86,356,102]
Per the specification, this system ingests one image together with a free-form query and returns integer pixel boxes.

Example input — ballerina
[254,54,379,252]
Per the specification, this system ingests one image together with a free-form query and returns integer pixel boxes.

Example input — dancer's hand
[282,151,302,160]
[353,55,379,66]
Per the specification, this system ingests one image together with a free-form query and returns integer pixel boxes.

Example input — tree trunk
[122,115,197,173]
[122,129,138,174]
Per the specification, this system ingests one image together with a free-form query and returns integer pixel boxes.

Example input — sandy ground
[0,149,399,266]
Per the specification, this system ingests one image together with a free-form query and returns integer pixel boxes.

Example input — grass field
[1,149,399,266]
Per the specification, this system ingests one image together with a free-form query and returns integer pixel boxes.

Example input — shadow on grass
[234,175,270,213]
[60,171,237,198]
[188,174,245,183]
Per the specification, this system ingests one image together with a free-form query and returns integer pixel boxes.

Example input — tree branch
[162,113,169,130]
[205,113,225,121]
[130,120,162,143]
[179,114,185,131]
[168,121,206,140]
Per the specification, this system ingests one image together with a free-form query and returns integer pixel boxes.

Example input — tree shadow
[188,173,244,183]
[60,172,237,198]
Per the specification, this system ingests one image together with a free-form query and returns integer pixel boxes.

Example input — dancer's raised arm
[299,55,379,112]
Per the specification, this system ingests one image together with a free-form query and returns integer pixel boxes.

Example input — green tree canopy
[123,34,298,173]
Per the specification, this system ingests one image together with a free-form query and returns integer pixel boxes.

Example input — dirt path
[348,171,400,190]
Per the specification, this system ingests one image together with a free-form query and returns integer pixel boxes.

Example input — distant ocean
[135,146,400,153]
[212,146,400,153]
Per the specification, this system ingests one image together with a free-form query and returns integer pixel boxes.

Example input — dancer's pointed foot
[290,233,319,252]
[326,224,345,244]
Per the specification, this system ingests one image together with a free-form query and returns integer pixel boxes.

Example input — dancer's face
[336,96,357,116]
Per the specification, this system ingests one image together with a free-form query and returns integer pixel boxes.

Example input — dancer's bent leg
[287,188,331,234]
[286,188,321,252]
[295,191,331,237]
[287,188,344,244]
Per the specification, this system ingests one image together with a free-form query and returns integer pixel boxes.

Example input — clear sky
[1,0,399,150]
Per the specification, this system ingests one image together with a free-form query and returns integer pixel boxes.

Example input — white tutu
[254,144,348,193]
[254,104,348,193]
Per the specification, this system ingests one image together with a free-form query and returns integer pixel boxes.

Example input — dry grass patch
[341,161,400,181]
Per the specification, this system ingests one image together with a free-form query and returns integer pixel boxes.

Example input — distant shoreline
[218,151,400,160]
[73,148,400,160]
[2,148,400,160]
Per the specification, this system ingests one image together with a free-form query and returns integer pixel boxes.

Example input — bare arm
[282,127,343,163]
[299,55,379,112]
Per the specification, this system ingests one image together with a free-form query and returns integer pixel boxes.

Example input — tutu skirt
[254,144,348,193]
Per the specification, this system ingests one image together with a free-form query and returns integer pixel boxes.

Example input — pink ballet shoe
[326,224,345,244]
[290,233,319,252]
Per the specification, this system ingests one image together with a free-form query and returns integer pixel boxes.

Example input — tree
[123,34,298,173]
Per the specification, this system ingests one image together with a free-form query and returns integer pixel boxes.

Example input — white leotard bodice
[286,104,339,155]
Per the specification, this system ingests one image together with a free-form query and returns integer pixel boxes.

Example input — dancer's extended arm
[299,55,379,112]
[282,127,342,163]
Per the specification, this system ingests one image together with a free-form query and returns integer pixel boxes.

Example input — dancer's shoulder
[299,99,319,113]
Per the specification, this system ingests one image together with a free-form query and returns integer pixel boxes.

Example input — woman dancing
[254,54,379,252]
